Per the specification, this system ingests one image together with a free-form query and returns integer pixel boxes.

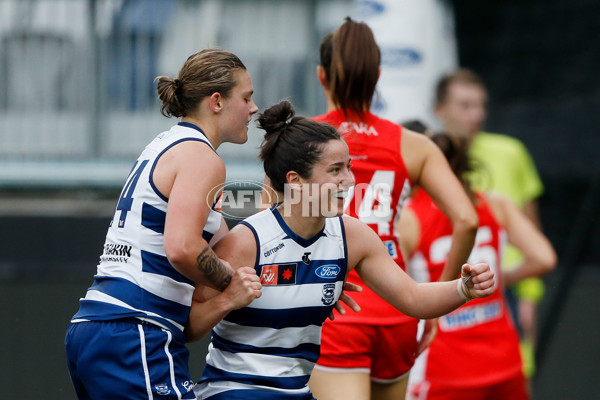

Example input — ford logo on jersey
[315,265,340,279]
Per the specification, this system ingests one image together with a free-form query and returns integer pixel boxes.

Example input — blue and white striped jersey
[196,207,349,399]
[71,122,222,342]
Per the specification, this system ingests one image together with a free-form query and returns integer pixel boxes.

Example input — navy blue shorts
[65,319,196,399]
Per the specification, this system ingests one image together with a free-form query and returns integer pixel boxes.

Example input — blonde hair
[156,49,246,118]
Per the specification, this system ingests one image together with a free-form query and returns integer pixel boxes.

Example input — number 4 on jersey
[354,170,395,235]
[114,159,149,228]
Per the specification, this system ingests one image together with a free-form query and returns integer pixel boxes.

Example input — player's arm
[208,216,230,247]
[397,206,420,266]
[157,141,234,290]
[402,130,478,282]
[345,215,494,319]
[185,224,262,342]
[486,193,556,288]
[523,199,542,229]
[397,206,438,355]
[517,138,545,230]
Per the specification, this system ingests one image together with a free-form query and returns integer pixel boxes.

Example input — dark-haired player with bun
[309,18,479,400]
[65,49,259,399]
[188,100,495,400]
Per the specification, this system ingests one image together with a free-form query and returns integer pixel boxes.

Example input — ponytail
[320,17,380,120]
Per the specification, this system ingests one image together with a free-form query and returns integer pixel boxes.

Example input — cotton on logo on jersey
[264,243,285,258]
[260,263,297,285]
[181,380,194,393]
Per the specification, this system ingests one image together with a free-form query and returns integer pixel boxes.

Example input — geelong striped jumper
[195,207,349,399]
[71,122,222,342]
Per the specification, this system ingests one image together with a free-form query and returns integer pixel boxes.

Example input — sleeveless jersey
[71,122,222,342]
[313,110,412,324]
[406,190,523,387]
[196,207,348,399]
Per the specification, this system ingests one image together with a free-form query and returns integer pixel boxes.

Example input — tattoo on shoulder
[196,247,232,291]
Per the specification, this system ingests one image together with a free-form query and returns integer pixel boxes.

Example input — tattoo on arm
[196,247,232,291]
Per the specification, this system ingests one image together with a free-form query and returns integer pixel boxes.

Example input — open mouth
[333,191,349,199]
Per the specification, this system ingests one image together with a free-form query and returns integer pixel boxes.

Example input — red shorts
[316,320,419,382]
[410,372,529,400]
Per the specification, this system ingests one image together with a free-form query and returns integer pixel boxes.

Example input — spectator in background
[434,68,548,379]
[400,132,556,400]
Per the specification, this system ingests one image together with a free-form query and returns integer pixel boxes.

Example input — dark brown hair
[156,49,246,118]
[435,68,486,106]
[257,100,341,193]
[401,119,430,135]
[320,17,380,120]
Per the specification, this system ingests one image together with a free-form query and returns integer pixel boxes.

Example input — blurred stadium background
[1,0,599,398]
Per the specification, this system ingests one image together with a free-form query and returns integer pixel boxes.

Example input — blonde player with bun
[65,49,259,399]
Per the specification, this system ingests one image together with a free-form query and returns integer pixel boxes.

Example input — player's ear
[317,65,327,87]
[286,170,303,192]
[208,92,223,113]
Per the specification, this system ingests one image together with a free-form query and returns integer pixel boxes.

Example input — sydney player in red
[399,133,556,400]
[307,18,479,400]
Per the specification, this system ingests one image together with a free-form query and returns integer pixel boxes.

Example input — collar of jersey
[271,207,327,248]
[177,122,215,151]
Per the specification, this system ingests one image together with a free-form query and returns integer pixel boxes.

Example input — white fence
[0,0,352,187]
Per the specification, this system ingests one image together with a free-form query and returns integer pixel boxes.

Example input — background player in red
[307,18,479,400]
[399,133,556,400]
[434,69,548,380]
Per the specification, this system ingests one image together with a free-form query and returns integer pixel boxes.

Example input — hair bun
[257,100,299,164]
[256,100,296,139]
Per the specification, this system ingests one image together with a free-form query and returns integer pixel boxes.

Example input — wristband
[456,275,473,301]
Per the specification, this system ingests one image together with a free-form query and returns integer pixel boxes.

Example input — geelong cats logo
[321,283,336,305]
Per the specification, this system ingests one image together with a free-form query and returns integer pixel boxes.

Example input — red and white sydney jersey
[406,190,523,388]
[313,110,412,324]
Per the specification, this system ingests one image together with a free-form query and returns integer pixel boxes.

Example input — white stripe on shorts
[163,329,183,399]
[138,325,154,399]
